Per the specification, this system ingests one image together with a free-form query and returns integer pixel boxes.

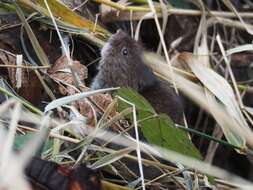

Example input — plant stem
[0,86,43,115]
[176,124,248,153]
[93,0,253,19]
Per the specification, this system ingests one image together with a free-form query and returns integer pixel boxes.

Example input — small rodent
[91,30,183,123]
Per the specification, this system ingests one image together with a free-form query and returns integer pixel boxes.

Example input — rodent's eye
[121,47,128,56]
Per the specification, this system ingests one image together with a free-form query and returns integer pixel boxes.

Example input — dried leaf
[48,55,88,95]
[90,147,133,169]
[74,93,115,128]
[17,0,108,35]
[44,88,117,113]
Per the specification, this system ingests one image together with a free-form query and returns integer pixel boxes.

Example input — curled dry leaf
[49,55,115,127]
[91,93,114,112]
[48,55,88,95]
[73,93,115,128]
[0,51,19,87]
[177,52,247,150]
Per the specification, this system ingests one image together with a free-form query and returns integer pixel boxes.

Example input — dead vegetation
[1,0,253,190]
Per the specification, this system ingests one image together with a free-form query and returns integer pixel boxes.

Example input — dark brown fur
[91,30,183,123]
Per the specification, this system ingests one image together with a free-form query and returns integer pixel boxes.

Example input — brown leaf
[48,55,88,95]
[72,93,114,128]
[91,93,114,113]
[49,56,115,127]
[73,98,96,127]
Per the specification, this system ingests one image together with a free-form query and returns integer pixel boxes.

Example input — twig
[94,0,253,21]
[176,124,248,154]
[0,64,50,69]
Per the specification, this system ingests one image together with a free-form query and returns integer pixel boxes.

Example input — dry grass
[1,0,253,190]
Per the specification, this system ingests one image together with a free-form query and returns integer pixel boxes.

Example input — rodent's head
[95,29,157,91]
[100,30,143,67]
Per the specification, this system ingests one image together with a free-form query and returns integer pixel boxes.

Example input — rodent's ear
[116,29,123,34]
[116,29,126,37]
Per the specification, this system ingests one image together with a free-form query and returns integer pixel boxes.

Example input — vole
[91,30,183,123]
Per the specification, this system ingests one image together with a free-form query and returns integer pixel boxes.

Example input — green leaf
[141,114,202,159]
[116,87,202,159]
[17,0,109,35]
[117,87,155,114]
